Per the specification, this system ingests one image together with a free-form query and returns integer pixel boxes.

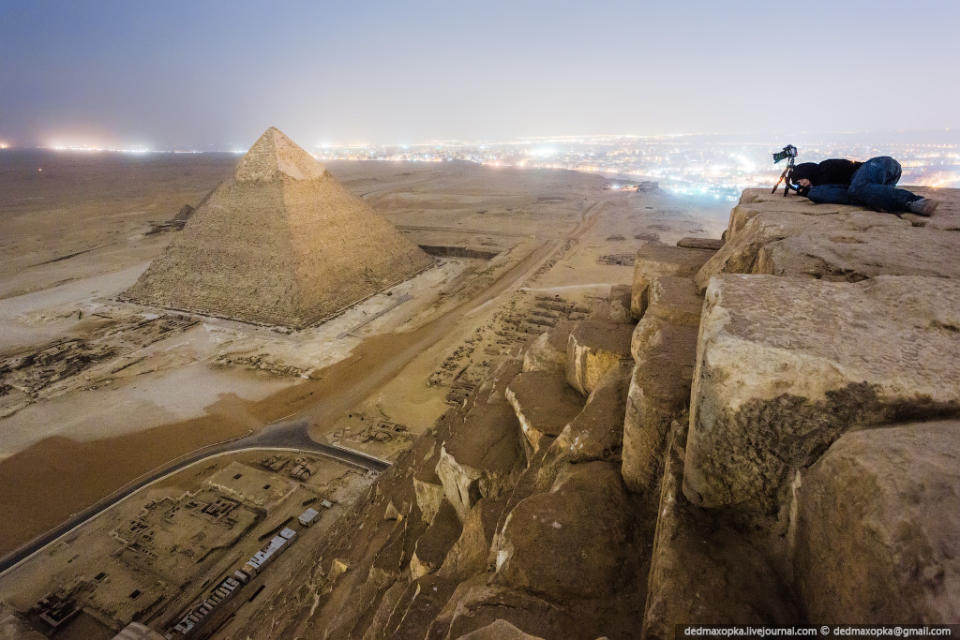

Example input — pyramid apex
[235,127,327,182]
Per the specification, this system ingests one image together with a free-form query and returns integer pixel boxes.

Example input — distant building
[298,508,320,527]
[170,575,244,636]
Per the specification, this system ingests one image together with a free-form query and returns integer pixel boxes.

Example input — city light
[13,133,956,199]
[528,146,557,158]
[310,134,960,201]
[45,141,154,154]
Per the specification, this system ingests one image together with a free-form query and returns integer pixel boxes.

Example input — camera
[772,144,798,164]
[771,145,800,196]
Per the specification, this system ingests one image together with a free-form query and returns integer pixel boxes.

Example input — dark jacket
[791,159,862,189]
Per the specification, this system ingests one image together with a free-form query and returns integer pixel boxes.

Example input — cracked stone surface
[695,188,960,294]
[794,420,960,623]
[684,274,960,514]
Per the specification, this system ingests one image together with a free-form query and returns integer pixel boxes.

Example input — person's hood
[790,162,818,184]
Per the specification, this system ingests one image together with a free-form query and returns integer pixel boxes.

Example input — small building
[248,535,289,572]
[298,508,320,527]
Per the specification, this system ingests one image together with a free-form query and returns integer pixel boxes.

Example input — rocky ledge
[238,187,960,639]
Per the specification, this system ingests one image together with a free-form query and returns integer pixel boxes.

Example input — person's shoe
[907,197,940,216]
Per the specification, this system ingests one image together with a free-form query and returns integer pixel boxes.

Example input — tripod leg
[783,162,794,196]
[772,168,788,194]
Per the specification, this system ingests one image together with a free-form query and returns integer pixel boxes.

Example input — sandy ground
[0,149,728,559]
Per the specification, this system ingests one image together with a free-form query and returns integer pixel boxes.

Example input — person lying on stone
[790,155,939,215]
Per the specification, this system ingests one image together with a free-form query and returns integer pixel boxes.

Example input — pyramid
[124,127,433,328]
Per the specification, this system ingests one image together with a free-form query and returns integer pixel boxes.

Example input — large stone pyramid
[125,127,433,328]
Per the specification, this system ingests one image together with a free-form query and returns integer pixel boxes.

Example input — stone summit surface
[125,127,433,328]
[695,188,960,293]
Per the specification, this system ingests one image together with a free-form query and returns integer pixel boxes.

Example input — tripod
[771,155,798,197]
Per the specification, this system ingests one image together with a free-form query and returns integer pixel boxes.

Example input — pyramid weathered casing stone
[683,274,960,514]
[794,420,960,623]
[630,243,713,319]
[124,127,433,328]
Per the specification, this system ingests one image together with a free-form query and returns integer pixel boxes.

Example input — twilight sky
[1,0,957,150]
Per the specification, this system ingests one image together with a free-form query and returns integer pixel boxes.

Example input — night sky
[1,0,957,149]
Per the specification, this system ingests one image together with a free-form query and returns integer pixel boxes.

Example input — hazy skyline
[2,0,958,150]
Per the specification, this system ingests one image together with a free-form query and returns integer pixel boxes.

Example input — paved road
[0,421,388,576]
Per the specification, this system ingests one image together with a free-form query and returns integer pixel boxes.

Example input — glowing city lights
[310,135,960,201]
[7,133,956,200]
[45,141,153,154]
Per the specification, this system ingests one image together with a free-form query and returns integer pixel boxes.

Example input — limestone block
[411,501,463,580]
[492,471,629,600]
[369,520,409,585]
[677,237,723,250]
[392,575,459,640]
[542,363,631,478]
[726,189,853,239]
[550,459,625,495]
[456,619,545,640]
[363,580,414,640]
[506,370,584,453]
[427,577,585,640]
[907,186,960,232]
[439,498,507,581]
[695,191,960,294]
[437,363,525,521]
[384,500,402,521]
[794,421,960,623]
[683,275,960,514]
[622,318,698,494]
[565,320,633,396]
[630,243,713,318]
[641,275,703,328]
[605,284,633,323]
[329,558,351,580]
[414,470,446,523]
[522,321,573,374]
[642,421,797,639]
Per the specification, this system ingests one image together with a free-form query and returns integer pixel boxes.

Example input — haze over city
[2,0,959,150]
